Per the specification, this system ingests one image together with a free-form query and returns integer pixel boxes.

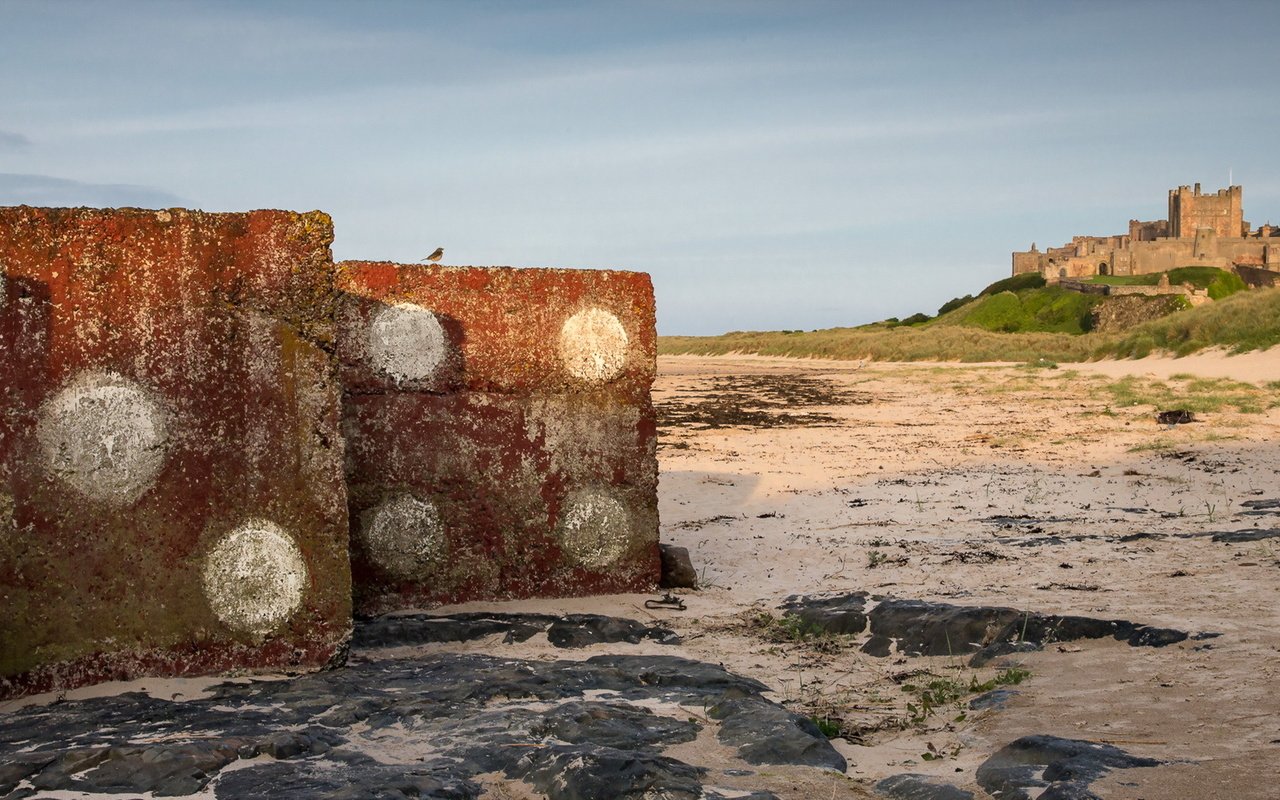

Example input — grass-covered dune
[659,285,1280,363]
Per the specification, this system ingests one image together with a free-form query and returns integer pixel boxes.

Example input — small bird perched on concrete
[420,248,444,263]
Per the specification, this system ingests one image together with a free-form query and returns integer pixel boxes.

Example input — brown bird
[420,247,444,263]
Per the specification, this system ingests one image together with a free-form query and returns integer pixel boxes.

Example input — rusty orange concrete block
[344,392,659,613]
[0,207,350,699]
[336,261,656,397]
[335,262,659,612]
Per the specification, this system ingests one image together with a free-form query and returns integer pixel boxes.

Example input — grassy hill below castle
[659,271,1278,363]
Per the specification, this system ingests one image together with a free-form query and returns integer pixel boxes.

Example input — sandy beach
[400,350,1280,797]
[6,350,1278,799]
[644,351,1280,798]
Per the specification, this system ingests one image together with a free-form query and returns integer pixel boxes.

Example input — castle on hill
[1012,183,1280,280]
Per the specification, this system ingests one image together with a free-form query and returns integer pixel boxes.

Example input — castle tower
[1168,184,1243,239]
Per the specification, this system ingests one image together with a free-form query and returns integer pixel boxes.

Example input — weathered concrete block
[0,207,350,699]
[344,392,659,612]
[336,261,656,397]
[336,262,659,612]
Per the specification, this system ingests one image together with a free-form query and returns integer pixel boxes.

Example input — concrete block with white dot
[0,207,351,699]
[336,262,659,613]
[336,261,656,398]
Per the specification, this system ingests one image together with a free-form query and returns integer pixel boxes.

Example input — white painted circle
[557,488,633,568]
[37,371,169,506]
[367,303,447,384]
[360,494,446,580]
[203,520,308,636]
[559,307,629,383]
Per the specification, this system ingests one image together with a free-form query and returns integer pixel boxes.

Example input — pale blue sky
[3,1,1278,334]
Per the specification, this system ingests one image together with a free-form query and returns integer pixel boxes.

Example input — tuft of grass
[811,715,842,738]
[901,667,1030,726]
[1104,374,1279,414]
[749,611,848,654]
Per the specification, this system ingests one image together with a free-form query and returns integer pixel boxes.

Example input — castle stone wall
[1013,184,1278,281]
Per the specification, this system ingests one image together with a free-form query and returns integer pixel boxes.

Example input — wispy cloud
[0,130,32,149]
[0,173,187,208]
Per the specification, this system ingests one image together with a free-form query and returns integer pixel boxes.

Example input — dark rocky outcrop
[659,543,699,589]
[352,612,678,650]
[1240,498,1280,514]
[0,645,825,799]
[975,735,1160,800]
[968,688,1020,711]
[1211,528,1280,543]
[710,695,848,771]
[777,594,1189,658]
[968,641,1043,668]
[212,754,483,799]
[1155,409,1195,425]
[875,773,975,800]
[780,592,870,635]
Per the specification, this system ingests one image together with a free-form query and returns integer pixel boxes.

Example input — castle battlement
[1013,184,1278,280]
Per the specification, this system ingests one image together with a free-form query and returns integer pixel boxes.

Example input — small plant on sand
[921,741,963,761]
[1023,478,1046,504]
[749,611,847,654]
[867,549,888,568]
[901,676,969,725]
[901,667,1031,726]
[810,715,842,739]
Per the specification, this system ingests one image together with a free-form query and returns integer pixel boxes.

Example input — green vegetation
[810,715,842,738]
[1084,266,1246,299]
[937,294,974,315]
[902,667,1031,726]
[942,286,1100,334]
[1102,374,1279,414]
[749,611,849,654]
[661,325,1098,362]
[660,286,1280,362]
[1097,285,1280,357]
[978,273,1046,296]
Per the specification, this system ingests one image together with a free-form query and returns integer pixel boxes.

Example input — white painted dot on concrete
[203,519,307,637]
[37,371,169,506]
[367,303,447,384]
[360,493,446,580]
[558,307,628,383]
[557,488,633,569]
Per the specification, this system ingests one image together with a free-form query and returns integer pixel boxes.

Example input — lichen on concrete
[559,307,630,383]
[36,370,170,506]
[202,519,308,638]
[359,493,446,580]
[367,302,448,385]
[557,487,634,569]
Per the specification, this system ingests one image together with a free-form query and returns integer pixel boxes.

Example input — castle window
[1059,268,1067,279]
